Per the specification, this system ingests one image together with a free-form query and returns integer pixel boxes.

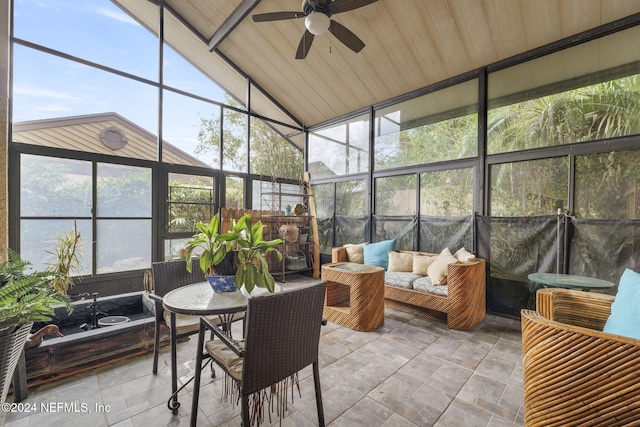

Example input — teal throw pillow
[603,268,640,339]
[363,239,396,270]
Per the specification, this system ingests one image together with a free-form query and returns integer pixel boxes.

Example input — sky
[12,0,227,162]
[10,0,374,176]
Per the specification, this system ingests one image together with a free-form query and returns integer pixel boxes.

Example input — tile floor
[2,277,524,426]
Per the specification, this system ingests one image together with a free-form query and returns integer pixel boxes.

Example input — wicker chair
[190,282,327,427]
[150,259,205,375]
[521,288,640,426]
[150,260,246,411]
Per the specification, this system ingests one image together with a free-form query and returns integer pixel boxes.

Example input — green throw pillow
[603,268,640,339]
[363,239,396,270]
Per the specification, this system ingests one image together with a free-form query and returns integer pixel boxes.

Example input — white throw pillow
[412,255,437,276]
[387,251,414,272]
[454,247,476,263]
[344,243,366,264]
[427,248,457,285]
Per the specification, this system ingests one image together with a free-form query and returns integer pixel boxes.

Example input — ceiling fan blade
[295,30,315,60]
[252,11,304,22]
[328,0,377,14]
[328,20,365,53]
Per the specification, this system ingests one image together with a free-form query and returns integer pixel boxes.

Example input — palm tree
[488,74,640,216]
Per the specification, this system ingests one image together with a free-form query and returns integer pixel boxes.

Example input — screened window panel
[167,173,215,233]
[575,149,640,220]
[317,217,335,255]
[375,175,416,216]
[13,0,158,81]
[336,180,366,216]
[570,219,640,286]
[487,26,640,155]
[164,238,190,261]
[308,114,369,178]
[335,216,367,247]
[374,79,478,170]
[252,179,271,210]
[20,154,92,217]
[222,108,248,172]
[225,175,244,209]
[97,164,151,218]
[249,116,303,180]
[162,90,221,168]
[20,219,92,276]
[490,158,568,217]
[419,216,473,254]
[97,219,151,273]
[373,216,415,250]
[313,183,335,220]
[420,168,473,216]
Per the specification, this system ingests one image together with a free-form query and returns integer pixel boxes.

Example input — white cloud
[95,6,140,26]
[14,85,82,101]
[13,104,74,122]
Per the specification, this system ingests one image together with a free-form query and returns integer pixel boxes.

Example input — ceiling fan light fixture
[305,12,330,35]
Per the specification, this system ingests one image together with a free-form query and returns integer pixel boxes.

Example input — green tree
[196,96,303,181]
[488,74,640,217]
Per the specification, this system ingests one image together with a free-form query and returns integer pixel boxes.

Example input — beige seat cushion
[205,340,244,380]
[163,310,245,336]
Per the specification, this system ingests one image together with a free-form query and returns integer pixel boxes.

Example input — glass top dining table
[528,272,615,291]
[164,281,256,316]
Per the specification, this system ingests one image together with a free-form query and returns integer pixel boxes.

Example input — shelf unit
[259,177,319,282]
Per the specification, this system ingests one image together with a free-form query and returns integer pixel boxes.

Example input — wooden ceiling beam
[208,0,262,52]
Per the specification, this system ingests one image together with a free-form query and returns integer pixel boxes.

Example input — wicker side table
[321,263,385,331]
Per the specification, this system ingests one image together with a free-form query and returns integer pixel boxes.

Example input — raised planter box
[25,292,168,386]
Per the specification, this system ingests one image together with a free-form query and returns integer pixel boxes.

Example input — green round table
[528,272,615,291]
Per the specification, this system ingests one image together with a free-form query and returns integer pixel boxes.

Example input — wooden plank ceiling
[118,0,640,130]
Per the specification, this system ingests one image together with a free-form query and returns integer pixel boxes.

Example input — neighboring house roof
[13,112,211,169]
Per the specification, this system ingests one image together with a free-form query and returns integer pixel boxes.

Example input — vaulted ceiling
[118,0,640,132]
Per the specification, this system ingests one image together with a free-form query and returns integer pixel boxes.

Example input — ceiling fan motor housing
[302,0,331,17]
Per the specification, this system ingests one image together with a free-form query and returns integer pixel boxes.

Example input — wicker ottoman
[321,263,385,331]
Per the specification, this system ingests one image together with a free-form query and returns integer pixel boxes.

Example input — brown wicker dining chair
[190,281,327,427]
[150,259,246,372]
[521,287,640,427]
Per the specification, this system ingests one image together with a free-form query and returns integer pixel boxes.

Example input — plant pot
[279,225,299,243]
[0,323,32,404]
[285,251,308,271]
[208,275,237,293]
[215,251,237,276]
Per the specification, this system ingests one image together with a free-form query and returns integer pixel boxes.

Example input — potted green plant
[231,214,283,294]
[0,249,72,404]
[48,219,83,295]
[184,213,240,292]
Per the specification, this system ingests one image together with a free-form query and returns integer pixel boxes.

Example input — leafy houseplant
[0,249,72,333]
[231,214,283,294]
[184,213,239,277]
[0,249,73,404]
[48,219,83,294]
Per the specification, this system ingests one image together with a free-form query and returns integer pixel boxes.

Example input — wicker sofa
[331,247,486,330]
[521,288,640,426]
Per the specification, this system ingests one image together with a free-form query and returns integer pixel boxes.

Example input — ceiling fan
[252,0,377,59]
